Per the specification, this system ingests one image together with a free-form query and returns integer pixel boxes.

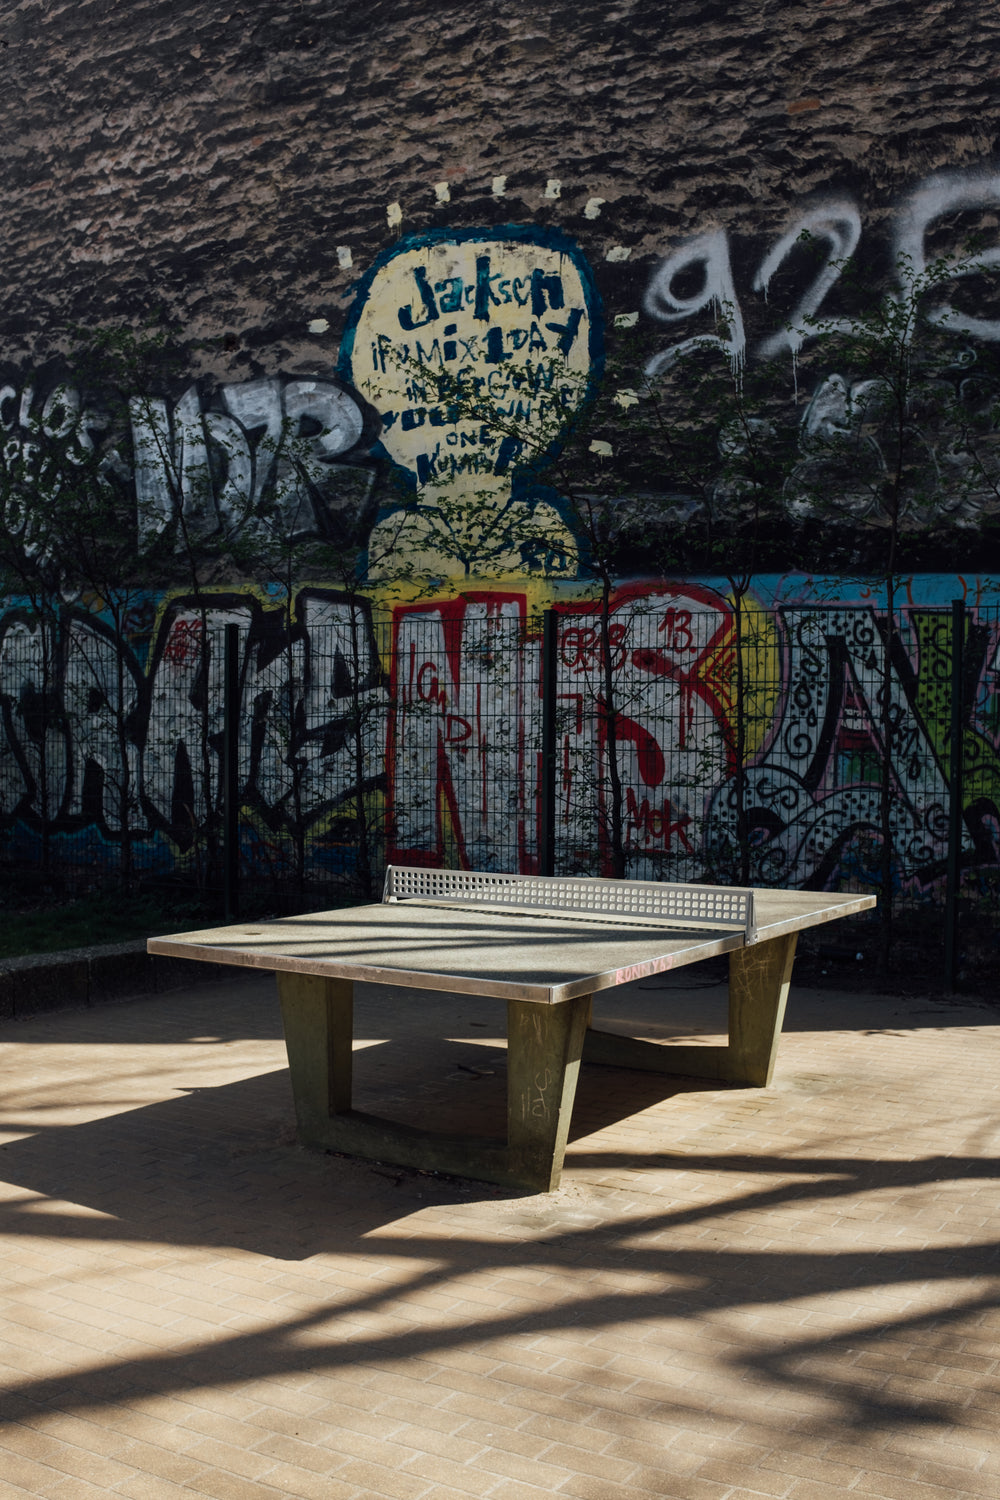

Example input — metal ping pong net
[382,866,758,946]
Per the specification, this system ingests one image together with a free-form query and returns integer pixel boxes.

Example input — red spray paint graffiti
[386,584,737,876]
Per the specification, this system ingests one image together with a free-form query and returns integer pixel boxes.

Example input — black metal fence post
[223,623,241,921]
[944,597,965,991]
[539,610,558,877]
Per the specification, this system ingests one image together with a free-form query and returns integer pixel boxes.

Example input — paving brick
[181,1472,289,1500]
[0,1479,39,1498]
[0,1423,142,1488]
[300,1382,384,1416]
[626,1469,750,1497]
[558,1473,733,1500]
[522,1411,616,1452]
[488,1482,572,1500]
[1,979,999,1500]
[377,1398,465,1436]
[394,1423,485,1463]
[38,1476,114,1500]
[695,1458,794,1494]
[114,1482,211,1500]
[182,1436,287,1481]
[846,1476,990,1500]
[472,1447,576,1487]
[174,1407,265,1447]
[402,1450,499,1492]
[915,1471,1000,1500]
[604,1437,702,1475]
[788,1472,881,1500]
[319,1426,421,1470]
[248,1462,360,1499]
[110,1438,207,1485]
[333,1458,431,1498]
[0,1454,69,1494]
[300,1403,393,1439]
[759,1452,866,1486]
[367,1370,452,1406]
[541,1440,638,1483]
[250,1430,345,1473]
[437,1391,532,1429]
[453,1420,551,1459]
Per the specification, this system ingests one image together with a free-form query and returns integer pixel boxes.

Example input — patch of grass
[0,893,213,961]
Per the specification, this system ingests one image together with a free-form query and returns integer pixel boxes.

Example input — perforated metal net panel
[383,866,756,942]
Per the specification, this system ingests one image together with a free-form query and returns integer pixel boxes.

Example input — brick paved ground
[0,961,997,1500]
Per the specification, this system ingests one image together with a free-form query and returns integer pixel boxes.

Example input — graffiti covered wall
[3,576,1000,898]
[5,200,1000,895]
[8,166,1000,578]
[4,4,1000,893]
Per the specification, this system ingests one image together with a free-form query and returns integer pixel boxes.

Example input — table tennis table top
[147,882,876,1005]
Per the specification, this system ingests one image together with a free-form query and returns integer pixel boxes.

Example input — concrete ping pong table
[148,868,876,1192]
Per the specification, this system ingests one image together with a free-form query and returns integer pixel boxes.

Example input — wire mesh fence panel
[549,596,734,882]
[724,603,957,898]
[951,598,1000,961]
[387,598,533,875]
[379,595,772,886]
[0,602,392,909]
[3,591,1000,941]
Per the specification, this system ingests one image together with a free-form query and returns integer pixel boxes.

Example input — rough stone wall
[1,0,997,376]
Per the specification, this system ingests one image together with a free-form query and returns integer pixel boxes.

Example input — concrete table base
[276,930,798,1192]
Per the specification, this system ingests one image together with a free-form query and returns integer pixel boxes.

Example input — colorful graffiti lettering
[644,167,1000,372]
[0,589,386,879]
[6,171,1000,595]
[2,580,1000,892]
[0,368,376,558]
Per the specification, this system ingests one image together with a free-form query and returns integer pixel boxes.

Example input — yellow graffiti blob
[350,238,595,584]
[702,590,781,760]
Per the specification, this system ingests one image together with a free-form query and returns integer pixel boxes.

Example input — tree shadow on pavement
[0,1056,997,1448]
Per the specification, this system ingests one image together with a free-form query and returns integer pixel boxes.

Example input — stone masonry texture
[0,0,998,376]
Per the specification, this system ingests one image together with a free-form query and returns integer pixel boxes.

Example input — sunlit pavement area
[0,963,998,1500]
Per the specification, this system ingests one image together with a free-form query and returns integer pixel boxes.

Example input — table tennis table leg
[582,932,798,1089]
[506,994,590,1192]
[724,931,798,1086]
[277,972,354,1145]
[276,973,586,1192]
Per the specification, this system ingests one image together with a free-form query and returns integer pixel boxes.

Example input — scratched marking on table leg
[530,1069,552,1119]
